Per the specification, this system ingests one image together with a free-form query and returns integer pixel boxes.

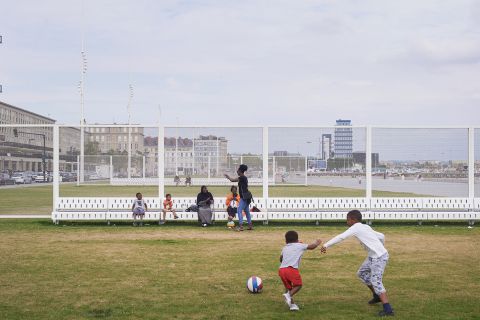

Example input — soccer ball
[247,276,263,293]
[227,221,235,228]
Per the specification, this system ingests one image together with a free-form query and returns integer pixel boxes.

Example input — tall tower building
[334,119,353,159]
[320,134,333,160]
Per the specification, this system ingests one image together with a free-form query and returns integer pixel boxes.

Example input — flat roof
[0,100,56,122]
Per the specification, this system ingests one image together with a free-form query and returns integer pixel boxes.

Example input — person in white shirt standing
[321,210,394,317]
[279,230,322,311]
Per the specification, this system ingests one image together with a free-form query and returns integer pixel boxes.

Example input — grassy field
[0,184,425,215]
[0,220,478,319]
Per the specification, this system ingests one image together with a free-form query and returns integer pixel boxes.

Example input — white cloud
[0,0,479,127]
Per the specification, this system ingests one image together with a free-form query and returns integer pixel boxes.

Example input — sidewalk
[0,215,50,219]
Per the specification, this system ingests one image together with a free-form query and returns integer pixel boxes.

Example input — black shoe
[378,310,394,317]
[368,296,382,305]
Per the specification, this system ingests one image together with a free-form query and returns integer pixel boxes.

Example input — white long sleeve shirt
[324,222,387,258]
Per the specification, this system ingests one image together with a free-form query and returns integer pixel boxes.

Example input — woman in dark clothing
[196,185,214,227]
[225,164,252,231]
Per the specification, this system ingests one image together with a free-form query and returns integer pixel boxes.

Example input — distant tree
[85,141,100,155]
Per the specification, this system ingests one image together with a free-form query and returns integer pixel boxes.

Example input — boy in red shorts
[279,231,321,311]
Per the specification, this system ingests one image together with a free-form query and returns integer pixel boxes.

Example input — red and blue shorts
[278,267,303,290]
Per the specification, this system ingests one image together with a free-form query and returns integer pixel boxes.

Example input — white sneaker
[283,293,292,307]
[290,304,299,311]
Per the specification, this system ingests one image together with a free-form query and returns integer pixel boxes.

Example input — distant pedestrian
[174,175,181,186]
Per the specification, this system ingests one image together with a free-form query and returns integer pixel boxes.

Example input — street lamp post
[79,51,87,184]
[305,141,312,186]
[175,117,179,176]
[14,129,47,182]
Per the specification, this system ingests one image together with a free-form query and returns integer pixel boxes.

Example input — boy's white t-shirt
[133,199,145,210]
[280,242,309,269]
[324,222,387,258]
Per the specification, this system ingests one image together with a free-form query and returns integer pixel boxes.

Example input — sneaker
[174,215,179,219]
[202,223,208,227]
[236,226,244,232]
[159,221,166,225]
[282,293,292,307]
[247,223,253,230]
[368,296,382,305]
[378,310,394,317]
[290,304,299,311]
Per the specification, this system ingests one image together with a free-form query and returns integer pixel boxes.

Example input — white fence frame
[1,124,479,222]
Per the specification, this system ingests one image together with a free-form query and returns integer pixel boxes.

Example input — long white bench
[371,198,478,222]
[53,198,108,222]
[52,197,268,223]
[52,197,480,224]
[318,198,373,221]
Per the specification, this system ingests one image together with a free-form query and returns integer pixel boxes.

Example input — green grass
[0,220,478,319]
[0,184,425,215]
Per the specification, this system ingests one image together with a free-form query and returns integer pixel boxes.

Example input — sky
[1,0,480,158]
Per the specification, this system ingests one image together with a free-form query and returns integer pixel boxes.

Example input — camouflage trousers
[357,253,389,295]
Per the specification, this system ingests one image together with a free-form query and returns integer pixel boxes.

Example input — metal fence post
[53,125,60,212]
[208,156,211,180]
[366,126,372,201]
[110,155,113,184]
[158,125,165,199]
[469,127,475,200]
[142,155,146,185]
[76,155,80,186]
[263,126,269,199]
[304,156,308,186]
[272,156,276,186]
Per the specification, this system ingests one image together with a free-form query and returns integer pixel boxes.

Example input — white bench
[266,198,320,220]
[421,198,473,211]
[318,198,372,221]
[51,196,480,224]
[107,198,161,221]
[53,198,108,222]
[318,198,369,211]
[371,198,424,221]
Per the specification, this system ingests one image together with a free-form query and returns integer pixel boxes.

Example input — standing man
[225,164,253,231]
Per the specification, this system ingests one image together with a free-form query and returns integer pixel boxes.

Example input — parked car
[88,174,101,180]
[12,172,33,184]
[0,173,15,185]
[34,172,50,183]
[60,172,76,182]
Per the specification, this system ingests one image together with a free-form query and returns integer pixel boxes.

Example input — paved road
[0,182,52,189]
[0,181,80,189]
[287,176,474,197]
[0,215,50,219]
